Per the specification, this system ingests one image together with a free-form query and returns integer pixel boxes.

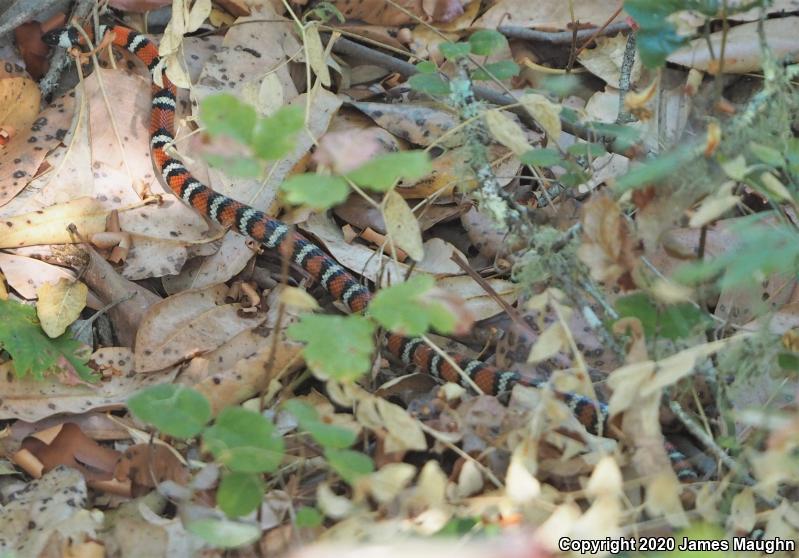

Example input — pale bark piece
[162,232,257,294]
[134,284,267,372]
[476,0,624,30]
[0,361,177,422]
[668,17,799,74]
[0,466,95,557]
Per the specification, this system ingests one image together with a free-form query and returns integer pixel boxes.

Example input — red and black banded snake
[42,24,697,482]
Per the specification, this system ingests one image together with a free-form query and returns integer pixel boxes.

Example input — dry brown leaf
[351,101,463,148]
[0,253,87,300]
[576,194,637,288]
[114,443,190,495]
[578,34,642,89]
[476,0,623,30]
[134,284,267,373]
[19,422,120,481]
[0,197,108,249]
[668,17,799,73]
[0,91,74,207]
[484,110,531,156]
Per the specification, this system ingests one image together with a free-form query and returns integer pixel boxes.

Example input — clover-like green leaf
[367,275,456,336]
[203,407,284,473]
[127,384,211,439]
[217,472,265,518]
[282,174,350,209]
[287,315,376,381]
[346,151,432,192]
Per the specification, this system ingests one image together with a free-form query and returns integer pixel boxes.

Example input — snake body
[43,24,697,481]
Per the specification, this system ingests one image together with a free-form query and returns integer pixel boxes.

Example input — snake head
[41,28,77,48]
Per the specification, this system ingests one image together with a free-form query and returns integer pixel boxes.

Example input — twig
[498,21,630,45]
[0,0,58,39]
[615,33,638,124]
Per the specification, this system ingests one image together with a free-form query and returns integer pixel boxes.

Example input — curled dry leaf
[484,110,531,156]
[36,278,88,338]
[134,284,267,373]
[520,93,561,142]
[576,194,638,288]
[578,34,642,89]
[114,443,190,496]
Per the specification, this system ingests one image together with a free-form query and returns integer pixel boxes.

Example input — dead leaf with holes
[134,284,267,372]
[0,197,108,248]
[0,90,74,207]
[351,101,463,148]
[36,277,88,338]
[0,466,98,557]
[0,355,177,421]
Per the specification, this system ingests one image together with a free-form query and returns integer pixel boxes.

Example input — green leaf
[625,0,688,68]
[749,142,785,168]
[439,42,471,60]
[415,60,438,74]
[287,315,376,381]
[324,448,374,485]
[614,143,699,192]
[128,384,211,439]
[185,518,260,548]
[281,174,350,210]
[283,399,357,449]
[408,73,451,96]
[346,151,432,192]
[567,142,608,159]
[778,352,799,372]
[0,299,95,381]
[204,154,262,178]
[203,407,285,473]
[217,472,264,518]
[468,30,508,56]
[368,275,456,336]
[615,292,711,340]
[295,506,323,528]
[521,148,564,167]
[200,93,256,144]
[251,106,304,160]
[471,61,520,81]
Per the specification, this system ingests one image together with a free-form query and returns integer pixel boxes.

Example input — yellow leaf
[505,450,541,503]
[376,398,427,452]
[316,482,354,519]
[304,24,331,87]
[527,322,566,363]
[414,461,447,508]
[644,472,688,526]
[36,278,88,338]
[364,463,416,504]
[279,286,319,311]
[728,487,756,533]
[760,171,794,202]
[456,460,483,497]
[0,198,108,249]
[586,456,622,498]
[484,110,530,156]
[521,93,561,141]
[383,189,424,261]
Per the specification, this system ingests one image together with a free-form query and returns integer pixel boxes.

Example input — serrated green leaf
[521,148,564,167]
[346,151,432,192]
[295,506,323,527]
[324,448,374,485]
[439,42,471,60]
[408,73,451,96]
[186,518,260,548]
[203,407,284,473]
[282,174,350,209]
[251,106,304,160]
[217,472,264,518]
[128,384,211,439]
[368,275,456,336]
[0,299,95,381]
[468,29,507,56]
[200,93,256,144]
[287,315,376,381]
[283,399,357,449]
[471,61,520,81]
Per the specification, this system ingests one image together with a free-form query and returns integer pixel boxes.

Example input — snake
[42,24,697,482]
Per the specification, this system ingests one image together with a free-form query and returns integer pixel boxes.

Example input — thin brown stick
[498,20,630,46]
[574,5,626,57]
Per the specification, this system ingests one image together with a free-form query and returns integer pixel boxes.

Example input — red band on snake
[43,24,697,482]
